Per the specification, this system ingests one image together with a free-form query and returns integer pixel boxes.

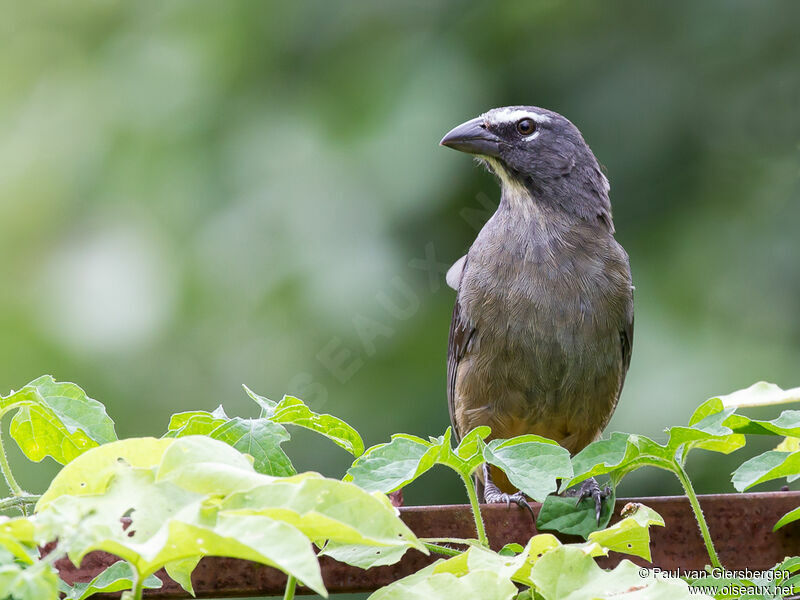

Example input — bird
[440,106,634,519]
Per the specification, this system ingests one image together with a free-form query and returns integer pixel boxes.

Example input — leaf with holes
[587,504,664,561]
[531,546,711,600]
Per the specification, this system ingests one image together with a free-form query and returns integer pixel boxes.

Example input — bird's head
[440,106,612,226]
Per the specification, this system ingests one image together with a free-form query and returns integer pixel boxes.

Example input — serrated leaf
[269,395,364,457]
[208,417,295,476]
[483,436,572,502]
[536,487,615,538]
[165,411,227,437]
[587,505,664,561]
[565,433,675,490]
[531,546,712,600]
[732,450,800,491]
[63,561,161,600]
[1,376,116,465]
[345,435,440,493]
[244,387,364,457]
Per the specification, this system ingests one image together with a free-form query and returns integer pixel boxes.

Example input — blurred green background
[2,0,800,525]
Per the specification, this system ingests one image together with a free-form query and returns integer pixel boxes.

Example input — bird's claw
[575,478,609,523]
[484,489,536,521]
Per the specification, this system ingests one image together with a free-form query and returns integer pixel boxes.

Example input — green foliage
[165,386,364,477]
[536,487,615,538]
[0,376,798,599]
[62,562,162,600]
[0,376,116,467]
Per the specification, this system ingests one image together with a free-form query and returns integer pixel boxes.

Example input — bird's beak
[439,117,501,157]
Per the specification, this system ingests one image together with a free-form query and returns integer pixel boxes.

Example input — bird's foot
[573,477,610,523]
[484,486,536,520]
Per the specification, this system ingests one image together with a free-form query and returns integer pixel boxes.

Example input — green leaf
[530,546,711,600]
[208,417,295,476]
[245,386,364,457]
[732,450,800,491]
[368,567,518,600]
[455,427,491,459]
[63,561,162,600]
[536,487,615,538]
[483,436,572,502]
[35,438,328,596]
[346,434,440,493]
[165,410,227,437]
[565,433,674,490]
[0,561,60,600]
[164,557,200,596]
[774,506,800,531]
[36,435,422,599]
[36,437,173,509]
[587,504,664,561]
[220,473,425,551]
[319,541,411,569]
[1,375,116,465]
[714,381,800,409]
[0,517,37,564]
[267,395,364,457]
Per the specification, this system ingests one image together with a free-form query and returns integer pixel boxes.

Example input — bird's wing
[618,286,635,397]
[447,255,475,444]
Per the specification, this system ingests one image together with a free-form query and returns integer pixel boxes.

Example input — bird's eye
[516,118,536,135]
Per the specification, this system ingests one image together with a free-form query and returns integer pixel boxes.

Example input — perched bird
[440,106,634,517]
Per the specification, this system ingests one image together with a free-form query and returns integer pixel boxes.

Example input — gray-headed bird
[440,106,634,519]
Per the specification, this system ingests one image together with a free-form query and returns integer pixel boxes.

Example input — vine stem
[129,571,145,600]
[673,461,722,569]
[459,472,489,548]
[0,425,24,497]
[0,494,40,512]
[283,575,297,600]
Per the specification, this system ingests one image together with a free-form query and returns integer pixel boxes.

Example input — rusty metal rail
[55,491,800,597]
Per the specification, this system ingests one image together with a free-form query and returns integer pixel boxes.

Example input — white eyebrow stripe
[485,108,551,126]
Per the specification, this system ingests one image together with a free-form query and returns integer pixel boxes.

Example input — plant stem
[130,571,145,600]
[283,575,297,600]
[673,461,722,569]
[459,472,489,548]
[0,494,40,513]
[0,425,24,497]
[424,542,463,557]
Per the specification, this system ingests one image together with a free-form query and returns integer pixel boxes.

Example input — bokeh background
[2,0,799,581]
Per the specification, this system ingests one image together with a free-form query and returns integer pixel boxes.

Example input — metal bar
[53,491,800,597]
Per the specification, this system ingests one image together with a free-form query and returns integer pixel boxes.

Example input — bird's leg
[573,477,611,523]
[482,464,535,520]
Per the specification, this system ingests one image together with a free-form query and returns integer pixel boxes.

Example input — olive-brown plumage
[441,106,634,504]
